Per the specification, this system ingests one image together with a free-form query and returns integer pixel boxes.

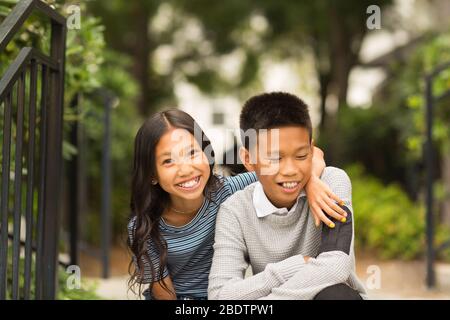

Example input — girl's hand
[151,276,177,300]
[305,175,348,228]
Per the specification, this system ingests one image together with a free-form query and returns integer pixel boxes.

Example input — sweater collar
[252,181,306,218]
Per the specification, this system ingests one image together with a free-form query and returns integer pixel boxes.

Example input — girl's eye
[190,149,200,157]
[162,159,174,165]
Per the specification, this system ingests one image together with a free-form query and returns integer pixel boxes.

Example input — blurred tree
[318,29,450,225]
[175,0,392,126]
[171,0,393,164]
[86,0,393,125]
[87,0,172,116]
[400,30,450,225]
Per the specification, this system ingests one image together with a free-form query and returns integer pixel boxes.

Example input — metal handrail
[0,46,57,100]
[0,0,65,52]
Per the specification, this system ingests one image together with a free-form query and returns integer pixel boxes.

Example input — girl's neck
[169,194,204,215]
[162,195,205,227]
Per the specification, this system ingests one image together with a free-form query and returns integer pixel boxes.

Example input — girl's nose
[177,162,194,176]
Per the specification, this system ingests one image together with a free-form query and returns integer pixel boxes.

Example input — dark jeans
[142,289,207,300]
[143,284,361,300]
[143,289,151,300]
[313,283,362,300]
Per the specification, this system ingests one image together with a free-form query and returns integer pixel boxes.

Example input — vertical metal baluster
[68,94,79,267]
[35,65,48,300]
[0,92,13,299]
[41,19,66,299]
[12,72,25,300]
[24,60,37,299]
[101,93,112,279]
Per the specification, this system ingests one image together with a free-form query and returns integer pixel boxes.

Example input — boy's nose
[279,159,297,176]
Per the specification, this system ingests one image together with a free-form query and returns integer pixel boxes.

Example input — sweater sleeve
[208,204,307,300]
[259,167,355,300]
[259,251,351,300]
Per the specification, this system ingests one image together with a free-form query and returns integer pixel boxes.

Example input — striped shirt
[128,172,257,299]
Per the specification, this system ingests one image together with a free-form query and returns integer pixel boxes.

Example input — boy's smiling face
[241,126,313,210]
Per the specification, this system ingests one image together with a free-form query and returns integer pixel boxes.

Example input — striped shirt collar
[252,181,306,218]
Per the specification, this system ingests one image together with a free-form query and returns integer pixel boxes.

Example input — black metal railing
[424,61,450,289]
[0,0,66,299]
[66,89,114,279]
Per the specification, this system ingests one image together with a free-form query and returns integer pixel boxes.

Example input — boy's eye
[296,154,308,160]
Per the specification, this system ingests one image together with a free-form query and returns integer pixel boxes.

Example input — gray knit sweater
[208,167,367,300]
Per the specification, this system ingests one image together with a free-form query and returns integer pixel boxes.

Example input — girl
[127,109,347,300]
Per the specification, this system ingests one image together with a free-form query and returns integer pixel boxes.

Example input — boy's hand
[305,175,348,228]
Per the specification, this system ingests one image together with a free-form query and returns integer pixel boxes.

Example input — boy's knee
[313,283,362,300]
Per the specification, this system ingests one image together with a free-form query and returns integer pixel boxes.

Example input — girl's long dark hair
[127,109,219,298]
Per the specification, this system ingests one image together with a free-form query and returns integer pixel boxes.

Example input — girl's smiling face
[154,127,211,202]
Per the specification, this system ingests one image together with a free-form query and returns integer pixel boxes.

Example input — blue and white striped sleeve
[225,172,258,194]
[128,216,170,283]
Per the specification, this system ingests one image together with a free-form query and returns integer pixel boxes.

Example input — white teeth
[282,182,298,189]
[178,177,200,188]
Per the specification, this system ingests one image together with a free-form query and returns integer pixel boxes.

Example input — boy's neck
[260,184,300,211]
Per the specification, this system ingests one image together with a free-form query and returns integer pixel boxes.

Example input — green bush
[348,164,450,261]
[5,246,101,299]
[318,104,415,190]
[348,164,425,260]
[57,268,101,300]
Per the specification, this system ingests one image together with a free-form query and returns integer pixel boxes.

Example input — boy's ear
[239,146,255,172]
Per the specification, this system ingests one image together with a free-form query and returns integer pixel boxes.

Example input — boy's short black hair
[239,92,312,149]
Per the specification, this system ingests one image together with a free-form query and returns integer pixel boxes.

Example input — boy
[208,92,367,300]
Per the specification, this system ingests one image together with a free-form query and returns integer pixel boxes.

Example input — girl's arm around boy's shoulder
[320,166,352,206]
[223,171,258,194]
